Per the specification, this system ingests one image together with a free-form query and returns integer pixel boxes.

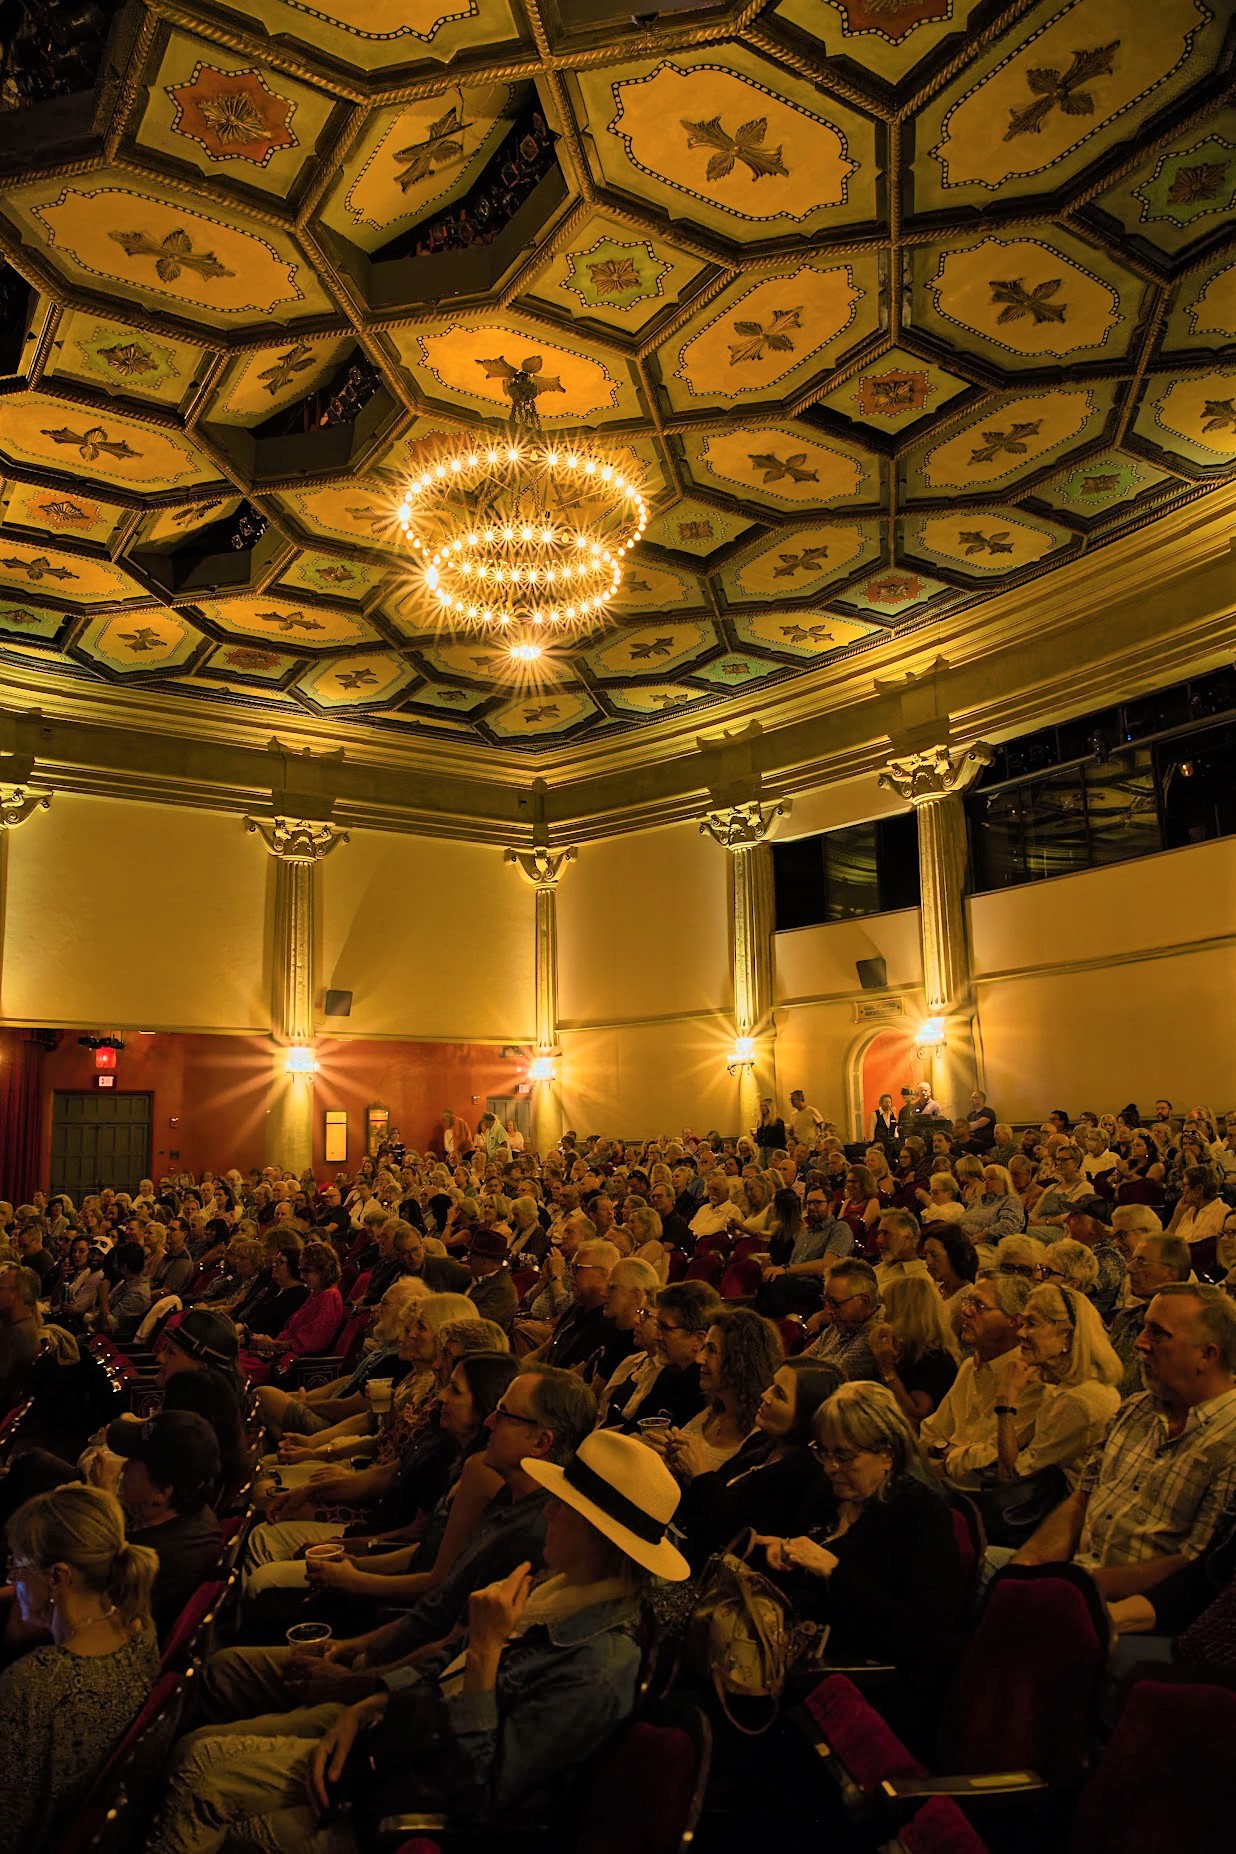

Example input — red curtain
[0,1030,45,1205]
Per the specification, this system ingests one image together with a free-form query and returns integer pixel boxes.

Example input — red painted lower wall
[16,1030,526,1189]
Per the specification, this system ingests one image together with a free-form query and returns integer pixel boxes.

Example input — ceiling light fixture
[396,362,645,658]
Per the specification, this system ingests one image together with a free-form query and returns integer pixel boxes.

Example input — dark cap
[1065,1196,1113,1228]
[107,1410,221,1509]
[470,1228,509,1261]
[162,1306,239,1365]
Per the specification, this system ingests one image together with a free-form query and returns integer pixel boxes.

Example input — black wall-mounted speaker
[324,989,353,1016]
[855,958,887,991]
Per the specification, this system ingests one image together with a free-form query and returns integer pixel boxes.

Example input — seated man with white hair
[528,1239,622,1374]
[256,1276,427,1439]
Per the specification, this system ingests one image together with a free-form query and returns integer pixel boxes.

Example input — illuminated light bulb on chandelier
[426,565,439,589]
[520,525,533,541]
[486,449,498,463]
[601,465,613,480]
[450,458,461,473]
[506,447,519,461]
[510,641,541,661]
[468,453,479,467]
[567,454,578,468]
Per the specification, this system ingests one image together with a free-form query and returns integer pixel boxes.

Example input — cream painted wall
[969,837,1236,1119]
[969,836,1236,975]
[775,907,923,1002]
[317,830,535,1041]
[557,820,731,1026]
[1,795,269,1030]
[777,774,908,840]
[558,1017,739,1136]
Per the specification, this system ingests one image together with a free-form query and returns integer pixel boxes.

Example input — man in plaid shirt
[1013,1285,1236,1598]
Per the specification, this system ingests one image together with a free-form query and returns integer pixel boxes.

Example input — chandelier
[396,358,646,650]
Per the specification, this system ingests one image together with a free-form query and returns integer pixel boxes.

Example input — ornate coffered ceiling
[0,0,1233,757]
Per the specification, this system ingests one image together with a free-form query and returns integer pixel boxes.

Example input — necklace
[59,1602,118,1651]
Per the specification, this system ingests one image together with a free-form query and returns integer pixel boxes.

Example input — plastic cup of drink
[286,1621,332,1652]
[367,1378,394,1413]
[304,1543,346,1567]
[637,1416,672,1444]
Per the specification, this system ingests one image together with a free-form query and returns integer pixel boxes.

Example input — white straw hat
[522,1429,690,1581]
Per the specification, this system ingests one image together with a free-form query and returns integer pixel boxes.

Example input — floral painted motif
[830,0,951,42]
[41,425,140,462]
[1004,43,1120,142]
[858,371,930,417]
[110,228,234,284]
[167,66,297,166]
[990,277,1068,325]
[748,450,819,485]
[727,307,802,365]
[682,115,789,183]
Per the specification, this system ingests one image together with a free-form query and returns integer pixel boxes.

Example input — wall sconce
[528,1055,557,1083]
[914,1018,947,1060]
[285,1045,319,1076]
[726,1035,756,1076]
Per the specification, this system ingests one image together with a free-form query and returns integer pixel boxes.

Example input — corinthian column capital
[700,799,785,851]
[245,816,349,862]
[0,785,51,831]
[878,742,994,806]
[504,845,577,890]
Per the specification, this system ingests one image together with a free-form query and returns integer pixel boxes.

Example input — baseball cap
[1065,1196,1113,1227]
[107,1409,221,1508]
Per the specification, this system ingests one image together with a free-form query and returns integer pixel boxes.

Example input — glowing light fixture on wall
[285,1045,319,1076]
[727,1035,756,1076]
[528,1054,557,1083]
[914,1018,947,1061]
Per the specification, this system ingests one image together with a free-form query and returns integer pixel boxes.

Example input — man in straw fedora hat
[146,1429,688,1852]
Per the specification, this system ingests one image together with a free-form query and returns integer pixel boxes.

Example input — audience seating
[160,1579,228,1671]
[777,1315,808,1356]
[59,1669,191,1854]
[1065,1677,1236,1854]
[683,1251,724,1286]
[718,1257,762,1302]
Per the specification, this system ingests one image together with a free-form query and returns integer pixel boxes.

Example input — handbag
[687,1531,830,1733]
[974,1465,1069,1547]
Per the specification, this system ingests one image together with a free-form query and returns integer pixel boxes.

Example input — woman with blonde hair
[0,1485,159,1848]
[869,1274,960,1427]
[993,1282,1122,1485]
[863,1146,897,1203]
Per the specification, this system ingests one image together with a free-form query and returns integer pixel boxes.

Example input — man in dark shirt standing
[967,1090,998,1152]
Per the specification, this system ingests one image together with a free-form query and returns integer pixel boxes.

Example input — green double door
[50,1091,152,1200]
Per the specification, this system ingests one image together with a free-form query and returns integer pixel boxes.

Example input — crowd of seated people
[0,1087,1233,1849]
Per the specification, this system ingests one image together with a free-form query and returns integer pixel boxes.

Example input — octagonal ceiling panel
[900,507,1078,579]
[519,214,710,334]
[0,538,145,607]
[0,393,221,494]
[771,0,991,84]
[909,231,1143,368]
[1130,364,1236,471]
[912,0,1225,213]
[902,383,1120,498]
[718,520,882,604]
[0,0,1228,757]
[3,179,336,332]
[569,48,879,247]
[1091,106,1236,255]
[1162,251,1236,352]
[190,596,382,651]
[1,480,128,548]
[74,610,204,675]
[681,420,880,513]
[295,651,417,712]
[130,33,338,201]
[728,608,878,661]
[814,346,973,435]
[388,318,642,426]
[583,619,719,680]
[40,309,209,411]
[318,85,522,256]
[203,0,524,75]
[657,257,880,415]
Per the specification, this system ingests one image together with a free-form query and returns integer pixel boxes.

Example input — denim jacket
[402,1594,641,1823]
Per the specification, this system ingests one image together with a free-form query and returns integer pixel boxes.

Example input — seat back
[684,1251,723,1285]
[777,1315,808,1357]
[577,1703,711,1854]
[1068,1677,1236,1854]
[160,1579,226,1668]
[1188,1234,1218,1279]
[719,1258,762,1302]
[946,1493,986,1612]
[803,1674,926,1799]
[942,1563,1109,1788]
[694,1233,732,1260]
[665,1248,688,1283]
[730,1236,766,1263]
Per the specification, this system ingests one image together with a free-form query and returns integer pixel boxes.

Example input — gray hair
[829,1258,879,1302]
[977,1267,1034,1319]
[1041,1239,1099,1293]
[814,1380,922,1480]
[1111,1204,1164,1239]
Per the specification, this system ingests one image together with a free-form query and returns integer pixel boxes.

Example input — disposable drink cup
[286,1621,332,1652]
[304,1543,346,1565]
[367,1378,394,1413]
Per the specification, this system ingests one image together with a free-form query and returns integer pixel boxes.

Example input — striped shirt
[1076,1387,1236,1569]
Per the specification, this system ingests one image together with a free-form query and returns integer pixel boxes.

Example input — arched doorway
[844,1024,927,1142]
